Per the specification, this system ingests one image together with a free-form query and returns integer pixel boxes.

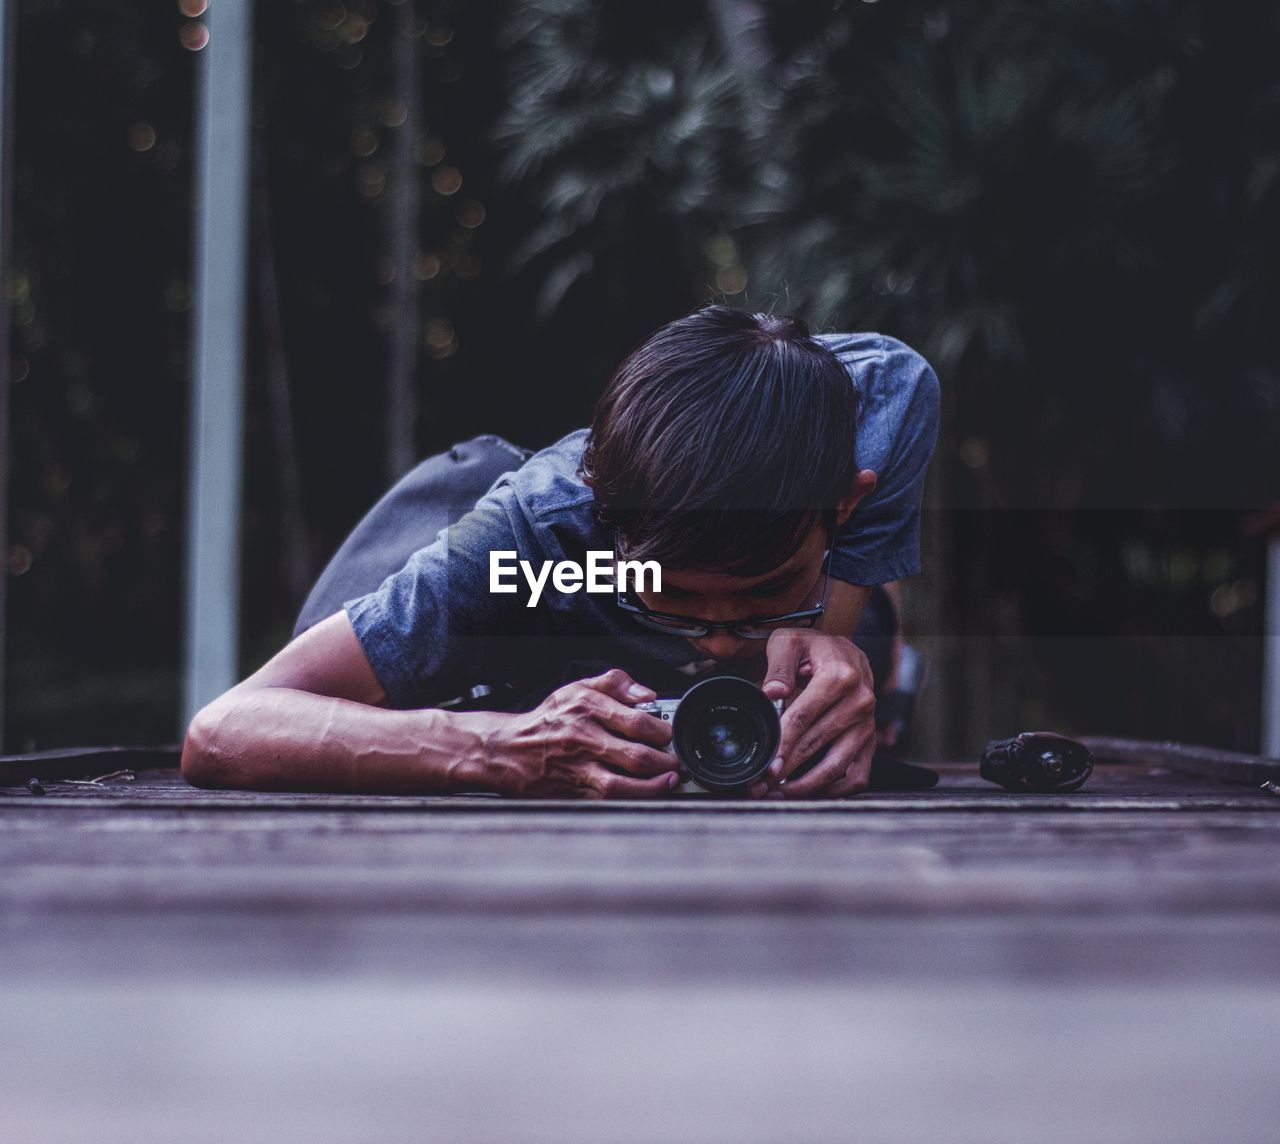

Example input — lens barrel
[671,676,781,791]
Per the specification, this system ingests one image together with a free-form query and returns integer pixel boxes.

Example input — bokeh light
[357,162,387,198]
[128,123,157,153]
[317,5,347,31]
[163,281,193,313]
[379,100,408,128]
[431,166,462,195]
[423,317,457,357]
[714,266,747,294]
[179,22,209,52]
[959,437,990,469]
[8,546,33,577]
[706,236,737,268]
[340,17,369,45]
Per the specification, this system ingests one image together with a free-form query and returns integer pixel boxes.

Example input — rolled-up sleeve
[345,483,541,708]
[824,335,941,586]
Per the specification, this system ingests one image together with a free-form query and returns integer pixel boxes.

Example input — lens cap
[671,676,781,791]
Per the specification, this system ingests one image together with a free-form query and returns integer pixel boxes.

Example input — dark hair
[581,305,859,573]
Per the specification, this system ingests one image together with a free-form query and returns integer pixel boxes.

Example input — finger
[775,664,871,777]
[779,748,848,798]
[769,701,855,785]
[840,724,877,795]
[761,630,804,701]
[785,719,875,798]
[783,724,873,798]
[825,768,872,799]
[825,737,877,798]
[580,667,655,704]
[589,693,674,749]
[582,764,680,800]
[580,724,677,778]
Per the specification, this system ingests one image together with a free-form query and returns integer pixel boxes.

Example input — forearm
[181,685,495,794]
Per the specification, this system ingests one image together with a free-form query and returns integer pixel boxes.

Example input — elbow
[181,700,232,789]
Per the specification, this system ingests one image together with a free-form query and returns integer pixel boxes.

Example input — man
[182,306,939,799]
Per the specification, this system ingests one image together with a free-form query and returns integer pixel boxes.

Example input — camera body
[637,675,784,794]
[980,731,1093,792]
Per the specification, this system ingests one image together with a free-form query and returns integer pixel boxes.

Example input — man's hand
[479,669,679,799]
[755,629,876,799]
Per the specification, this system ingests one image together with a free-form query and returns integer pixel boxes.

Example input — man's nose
[690,631,753,660]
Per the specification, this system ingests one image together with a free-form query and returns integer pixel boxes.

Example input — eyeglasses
[615,547,832,640]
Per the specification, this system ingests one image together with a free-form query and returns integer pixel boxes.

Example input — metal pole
[0,0,15,750]
[183,0,253,729]
[1264,535,1280,759]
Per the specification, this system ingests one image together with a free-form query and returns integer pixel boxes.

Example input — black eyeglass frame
[614,544,834,640]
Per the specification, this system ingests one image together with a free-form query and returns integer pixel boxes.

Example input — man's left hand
[754,629,876,798]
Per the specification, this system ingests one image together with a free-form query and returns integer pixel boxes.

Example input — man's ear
[834,469,877,527]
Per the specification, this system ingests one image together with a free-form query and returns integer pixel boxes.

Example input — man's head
[581,305,876,659]
[583,305,866,572]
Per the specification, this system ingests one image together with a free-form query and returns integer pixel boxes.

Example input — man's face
[632,519,830,663]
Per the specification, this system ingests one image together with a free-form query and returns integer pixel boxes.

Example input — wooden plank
[2,745,1279,1143]
[3,761,1275,804]
[3,981,1278,1144]
[4,783,1278,919]
[7,910,1280,986]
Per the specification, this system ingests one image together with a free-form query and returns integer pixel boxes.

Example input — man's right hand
[476,669,678,799]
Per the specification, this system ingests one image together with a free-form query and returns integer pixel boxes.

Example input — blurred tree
[4,0,1275,753]
[251,119,311,607]
[386,0,420,481]
[7,1,194,748]
[494,1,746,331]
[494,0,1279,753]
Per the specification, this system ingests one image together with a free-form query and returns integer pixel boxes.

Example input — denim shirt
[347,332,940,709]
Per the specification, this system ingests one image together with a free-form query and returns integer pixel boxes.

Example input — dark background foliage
[5,0,1277,756]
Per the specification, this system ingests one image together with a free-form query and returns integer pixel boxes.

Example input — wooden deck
[3,761,1279,1143]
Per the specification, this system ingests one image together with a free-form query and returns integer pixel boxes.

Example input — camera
[637,675,783,793]
[980,731,1093,792]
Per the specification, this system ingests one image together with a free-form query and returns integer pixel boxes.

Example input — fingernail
[763,680,786,697]
[667,773,680,789]
[628,683,654,700]
[768,758,784,781]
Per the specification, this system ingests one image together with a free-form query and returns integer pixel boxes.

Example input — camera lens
[671,676,780,791]
[699,714,752,765]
